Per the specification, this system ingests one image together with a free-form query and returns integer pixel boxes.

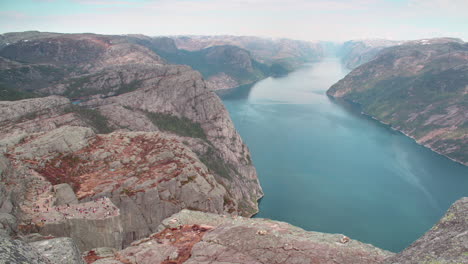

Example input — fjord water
[219,58,468,252]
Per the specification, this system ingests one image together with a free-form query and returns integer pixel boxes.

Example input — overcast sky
[1,0,467,42]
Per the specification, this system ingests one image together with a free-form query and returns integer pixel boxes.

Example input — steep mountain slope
[328,38,468,165]
[107,35,270,90]
[0,31,263,246]
[151,41,270,90]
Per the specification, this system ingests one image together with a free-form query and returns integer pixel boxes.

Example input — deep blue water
[218,58,468,252]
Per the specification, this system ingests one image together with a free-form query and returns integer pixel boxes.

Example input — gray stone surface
[53,184,78,206]
[96,210,394,264]
[385,197,468,264]
[0,213,17,237]
[12,126,94,160]
[0,235,50,264]
[39,211,123,251]
[30,237,85,264]
[0,156,14,215]
[0,96,69,124]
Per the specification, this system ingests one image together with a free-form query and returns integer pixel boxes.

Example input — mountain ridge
[328,38,468,166]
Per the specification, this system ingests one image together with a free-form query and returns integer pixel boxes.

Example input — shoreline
[329,96,467,167]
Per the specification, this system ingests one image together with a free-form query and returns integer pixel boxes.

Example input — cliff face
[87,197,468,264]
[0,31,262,248]
[328,38,468,165]
[0,122,235,249]
[148,40,270,90]
[0,32,262,215]
[88,209,394,264]
[3,197,467,264]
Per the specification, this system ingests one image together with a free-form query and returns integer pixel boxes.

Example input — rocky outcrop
[146,40,270,90]
[11,126,94,160]
[36,199,123,251]
[0,31,262,220]
[0,213,17,237]
[0,235,51,264]
[0,96,88,141]
[328,38,468,165]
[90,209,394,264]
[77,197,468,264]
[30,237,85,264]
[205,72,239,90]
[0,32,262,216]
[2,125,239,248]
[79,65,263,217]
[53,184,78,206]
[0,95,69,124]
[385,197,468,264]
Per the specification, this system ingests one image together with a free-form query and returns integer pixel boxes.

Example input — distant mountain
[172,35,325,73]
[113,35,270,90]
[328,38,468,165]
[338,39,402,69]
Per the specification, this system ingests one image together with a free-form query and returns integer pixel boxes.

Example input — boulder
[0,235,50,264]
[0,213,17,236]
[53,184,78,206]
[30,237,85,264]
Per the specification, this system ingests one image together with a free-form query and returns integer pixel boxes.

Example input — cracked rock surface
[91,210,394,264]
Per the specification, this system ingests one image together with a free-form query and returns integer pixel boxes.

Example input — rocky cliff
[105,34,270,90]
[328,38,468,165]
[1,31,467,264]
[0,31,262,249]
[83,196,468,264]
[88,209,394,264]
[0,97,257,249]
[2,197,467,264]
[148,39,270,90]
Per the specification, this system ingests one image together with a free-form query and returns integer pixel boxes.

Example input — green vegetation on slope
[64,105,113,134]
[336,65,468,163]
[0,64,66,93]
[0,83,39,101]
[64,74,143,98]
[143,110,237,179]
[198,146,236,180]
[144,111,207,140]
[154,47,270,86]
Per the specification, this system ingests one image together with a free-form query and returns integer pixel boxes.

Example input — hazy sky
[1,0,467,42]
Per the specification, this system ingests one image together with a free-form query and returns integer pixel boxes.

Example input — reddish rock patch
[36,153,88,192]
[154,224,213,264]
[83,250,105,264]
[32,133,206,200]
